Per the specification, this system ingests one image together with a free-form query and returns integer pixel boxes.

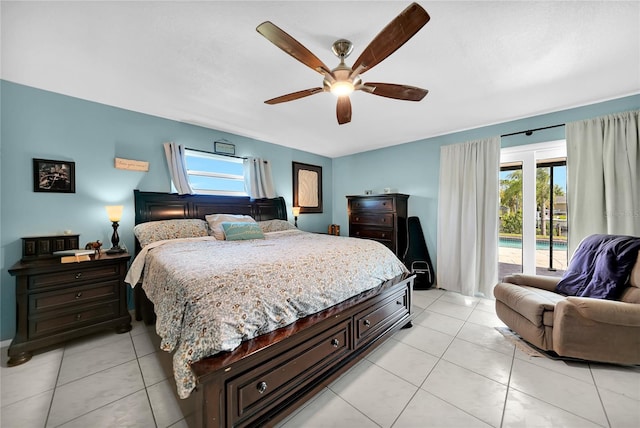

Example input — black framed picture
[292,161,323,213]
[33,158,76,193]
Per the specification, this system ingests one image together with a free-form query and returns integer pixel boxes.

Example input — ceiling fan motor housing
[331,39,354,59]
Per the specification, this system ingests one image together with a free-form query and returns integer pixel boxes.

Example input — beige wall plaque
[115,157,149,172]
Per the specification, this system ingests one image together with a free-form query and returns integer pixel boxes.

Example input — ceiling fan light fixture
[330,81,354,97]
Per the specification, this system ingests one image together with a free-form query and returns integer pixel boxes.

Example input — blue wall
[332,94,640,273]
[2,79,638,342]
[0,80,332,341]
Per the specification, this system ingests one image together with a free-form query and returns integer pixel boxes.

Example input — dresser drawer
[349,197,395,212]
[29,301,120,339]
[29,280,120,314]
[355,287,409,348]
[28,264,120,290]
[350,213,394,227]
[350,226,394,241]
[227,320,352,425]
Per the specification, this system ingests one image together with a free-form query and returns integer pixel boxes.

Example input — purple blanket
[556,234,640,300]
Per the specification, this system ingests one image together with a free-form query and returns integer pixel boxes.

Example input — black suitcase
[403,216,435,289]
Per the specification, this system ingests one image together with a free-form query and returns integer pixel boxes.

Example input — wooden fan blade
[265,88,324,104]
[362,82,428,101]
[257,21,331,75]
[336,97,352,125]
[352,2,430,75]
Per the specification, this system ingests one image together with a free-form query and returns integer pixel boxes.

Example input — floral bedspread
[136,230,408,398]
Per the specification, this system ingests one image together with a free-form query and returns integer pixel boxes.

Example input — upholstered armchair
[494,234,640,365]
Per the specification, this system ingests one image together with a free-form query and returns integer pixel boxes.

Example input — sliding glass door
[535,161,568,275]
[499,141,567,277]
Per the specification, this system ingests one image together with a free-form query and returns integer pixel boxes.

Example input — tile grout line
[589,363,613,428]
[44,347,65,428]
[131,327,160,428]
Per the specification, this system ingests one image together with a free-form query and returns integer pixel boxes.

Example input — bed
[130,190,415,427]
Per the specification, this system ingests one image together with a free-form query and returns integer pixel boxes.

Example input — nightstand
[7,252,132,366]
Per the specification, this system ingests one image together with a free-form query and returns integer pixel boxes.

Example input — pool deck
[499,246,568,279]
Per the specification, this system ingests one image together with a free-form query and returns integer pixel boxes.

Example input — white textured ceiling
[2,1,639,158]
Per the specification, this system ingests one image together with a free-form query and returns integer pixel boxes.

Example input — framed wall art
[292,161,322,213]
[33,158,76,193]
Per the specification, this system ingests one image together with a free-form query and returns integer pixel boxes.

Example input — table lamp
[105,205,125,254]
[292,206,301,227]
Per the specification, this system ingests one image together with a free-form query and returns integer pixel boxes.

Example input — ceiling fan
[256,2,430,125]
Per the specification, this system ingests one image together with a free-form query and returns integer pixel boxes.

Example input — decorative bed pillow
[133,219,209,248]
[205,214,256,240]
[257,219,297,233]
[220,222,265,241]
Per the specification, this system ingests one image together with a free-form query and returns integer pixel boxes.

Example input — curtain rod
[500,123,565,138]
[186,147,248,160]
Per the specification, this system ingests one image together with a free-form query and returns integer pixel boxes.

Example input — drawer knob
[364,319,371,327]
[75,292,83,299]
[75,314,82,321]
[256,381,268,394]
[75,273,82,279]
[355,217,360,221]
[381,218,387,222]
[397,300,403,305]
[381,233,386,238]
[331,338,340,348]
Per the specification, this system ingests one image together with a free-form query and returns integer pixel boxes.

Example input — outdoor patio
[499,246,568,280]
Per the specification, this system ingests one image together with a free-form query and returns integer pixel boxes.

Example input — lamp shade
[105,205,124,222]
[292,206,301,217]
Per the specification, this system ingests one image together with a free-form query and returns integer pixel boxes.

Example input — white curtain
[437,137,500,297]
[244,158,276,199]
[566,110,640,256]
[163,142,193,195]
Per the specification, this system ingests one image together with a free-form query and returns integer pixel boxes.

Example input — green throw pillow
[221,222,266,241]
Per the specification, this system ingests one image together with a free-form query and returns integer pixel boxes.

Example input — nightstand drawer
[28,264,120,290]
[29,302,119,338]
[350,213,394,227]
[349,197,395,212]
[29,280,119,314]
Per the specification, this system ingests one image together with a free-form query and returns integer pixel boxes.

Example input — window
[183,149,246,196]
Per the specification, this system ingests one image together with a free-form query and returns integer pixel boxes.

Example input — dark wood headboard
[133,190,288,224]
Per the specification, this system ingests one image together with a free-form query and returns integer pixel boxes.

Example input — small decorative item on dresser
[22,234,80,261]
[84,240,102,256]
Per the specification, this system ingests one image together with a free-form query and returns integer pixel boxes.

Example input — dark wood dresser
[7,252,132,366]
[347,194,409,258]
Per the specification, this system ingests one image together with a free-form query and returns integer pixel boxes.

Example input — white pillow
[205,214,256,240]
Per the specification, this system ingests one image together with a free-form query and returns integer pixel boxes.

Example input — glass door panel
[499,163,523,278]
[535,161,568,277]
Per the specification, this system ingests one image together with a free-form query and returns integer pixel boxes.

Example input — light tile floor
[1,288,639,427]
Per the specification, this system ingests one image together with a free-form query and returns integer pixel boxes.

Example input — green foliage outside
[499,167,566,238]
